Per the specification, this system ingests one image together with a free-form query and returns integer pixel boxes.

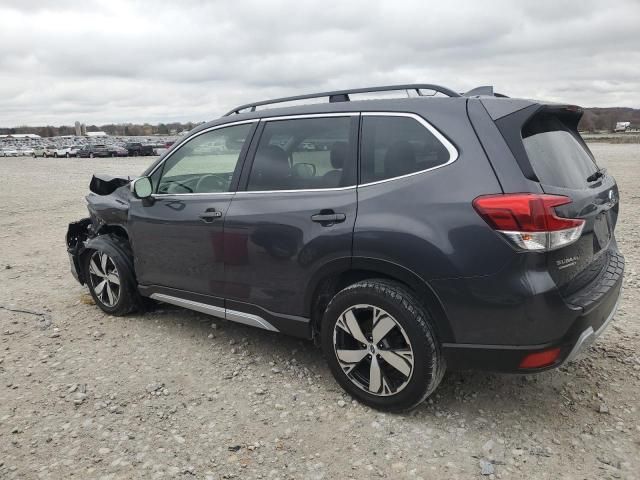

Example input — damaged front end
[66,173,133,285]
[66,218,92,284]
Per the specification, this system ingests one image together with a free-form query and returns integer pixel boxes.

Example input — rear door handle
[199,207,223,223]
[311,211,346,224]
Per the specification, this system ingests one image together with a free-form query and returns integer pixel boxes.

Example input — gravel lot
[1,144,639,479]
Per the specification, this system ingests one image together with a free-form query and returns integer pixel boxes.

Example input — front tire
[83,238,137,316]
[321,279,445,412]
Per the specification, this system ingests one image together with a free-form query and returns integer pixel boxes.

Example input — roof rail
[223,84,461,116]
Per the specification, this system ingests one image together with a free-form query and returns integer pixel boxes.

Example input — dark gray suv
[66,84,624,411]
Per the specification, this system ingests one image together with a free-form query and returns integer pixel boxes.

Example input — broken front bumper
[66,218,91,284]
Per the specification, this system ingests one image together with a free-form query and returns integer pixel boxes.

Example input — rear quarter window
[360,115,452,184]
[522,113,598,190]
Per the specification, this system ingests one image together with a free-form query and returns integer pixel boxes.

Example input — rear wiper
[586,168,606,183]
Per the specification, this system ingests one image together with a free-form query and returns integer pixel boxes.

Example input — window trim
[238,113,360,195]
[148,119,258,197]
[358,111,459,188]
[147,111,459,197]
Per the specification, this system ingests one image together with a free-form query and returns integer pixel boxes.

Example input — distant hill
[580,107,640,132]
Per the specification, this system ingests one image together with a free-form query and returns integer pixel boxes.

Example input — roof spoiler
[463,86,509,98]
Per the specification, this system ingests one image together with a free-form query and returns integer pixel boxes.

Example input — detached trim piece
[150,293,279,332]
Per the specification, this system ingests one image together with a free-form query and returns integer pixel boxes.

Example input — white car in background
[52,146,73,157]
[18,147,34,156]
[33,145,56,157]
[1,147,19,157]
[68,146,83,157]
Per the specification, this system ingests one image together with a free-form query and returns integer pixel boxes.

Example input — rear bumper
[439,248,624,373]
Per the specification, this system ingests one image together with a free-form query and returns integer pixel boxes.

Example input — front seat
[384,141,417,178]
[323,141,348,187]
[251,145,290,190]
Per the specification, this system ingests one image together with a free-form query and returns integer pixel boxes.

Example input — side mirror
[131,176,153,199]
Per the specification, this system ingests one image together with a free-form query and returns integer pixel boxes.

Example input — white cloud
[0,0,639,126]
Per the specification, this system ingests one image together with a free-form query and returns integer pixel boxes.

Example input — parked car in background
[33,146,55,157]
[18,147,34,156]
[52,146,73,158]
[108,145,129,157]
[68,146,83,157]
[125,142,154,156]
[33,145,55,158]
[1,147,19,157]
[77,145,111,158]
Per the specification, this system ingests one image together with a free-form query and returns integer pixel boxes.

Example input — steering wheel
[164,180,194,193]
[195,174,228,193]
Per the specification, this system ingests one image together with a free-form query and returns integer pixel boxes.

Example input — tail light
[473,194,585,252]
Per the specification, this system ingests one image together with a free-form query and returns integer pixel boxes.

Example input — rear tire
[321,279,445,412]
[83,236,137,316]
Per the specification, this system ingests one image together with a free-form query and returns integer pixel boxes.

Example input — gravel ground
[1,145,639,480]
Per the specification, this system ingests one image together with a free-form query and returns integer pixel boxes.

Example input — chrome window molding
[144,111,459,197]
[146,118,259,179]
[235,185,356,196]
[357,111,459,188]
[151,191,236,198]
[241,111,459,194]
[240,112,360,194]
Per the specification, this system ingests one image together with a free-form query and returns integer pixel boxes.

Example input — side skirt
[138,285,311,338]
[149,293,278,332]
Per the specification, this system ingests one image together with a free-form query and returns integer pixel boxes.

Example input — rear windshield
[522,113,598,189]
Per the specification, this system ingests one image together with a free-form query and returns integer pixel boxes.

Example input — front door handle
[200,207,223,223]
[311,211,346,225]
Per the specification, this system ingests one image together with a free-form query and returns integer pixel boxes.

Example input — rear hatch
[490,104,621,301]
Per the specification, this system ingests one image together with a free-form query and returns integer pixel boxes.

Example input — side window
[247,117,354,191]
[156,123,252,194]
[360,116,451,184]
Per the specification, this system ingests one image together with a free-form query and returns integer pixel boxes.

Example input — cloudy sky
[1,0,639,127]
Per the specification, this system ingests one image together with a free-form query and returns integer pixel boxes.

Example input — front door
[129,121,256,304]
[222,115,359,332]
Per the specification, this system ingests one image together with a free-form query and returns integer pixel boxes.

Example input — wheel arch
[94,224,130,242]
[306,257,454,343]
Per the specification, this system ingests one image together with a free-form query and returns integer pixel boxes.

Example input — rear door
[222,114,359,329]
[516,108,619,295]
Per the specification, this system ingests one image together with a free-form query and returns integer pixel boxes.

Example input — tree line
[1,108,639,137]
[578,108,640,132]
[0,121,202,137]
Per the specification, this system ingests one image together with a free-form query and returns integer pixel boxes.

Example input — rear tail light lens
[473,194,585,252]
